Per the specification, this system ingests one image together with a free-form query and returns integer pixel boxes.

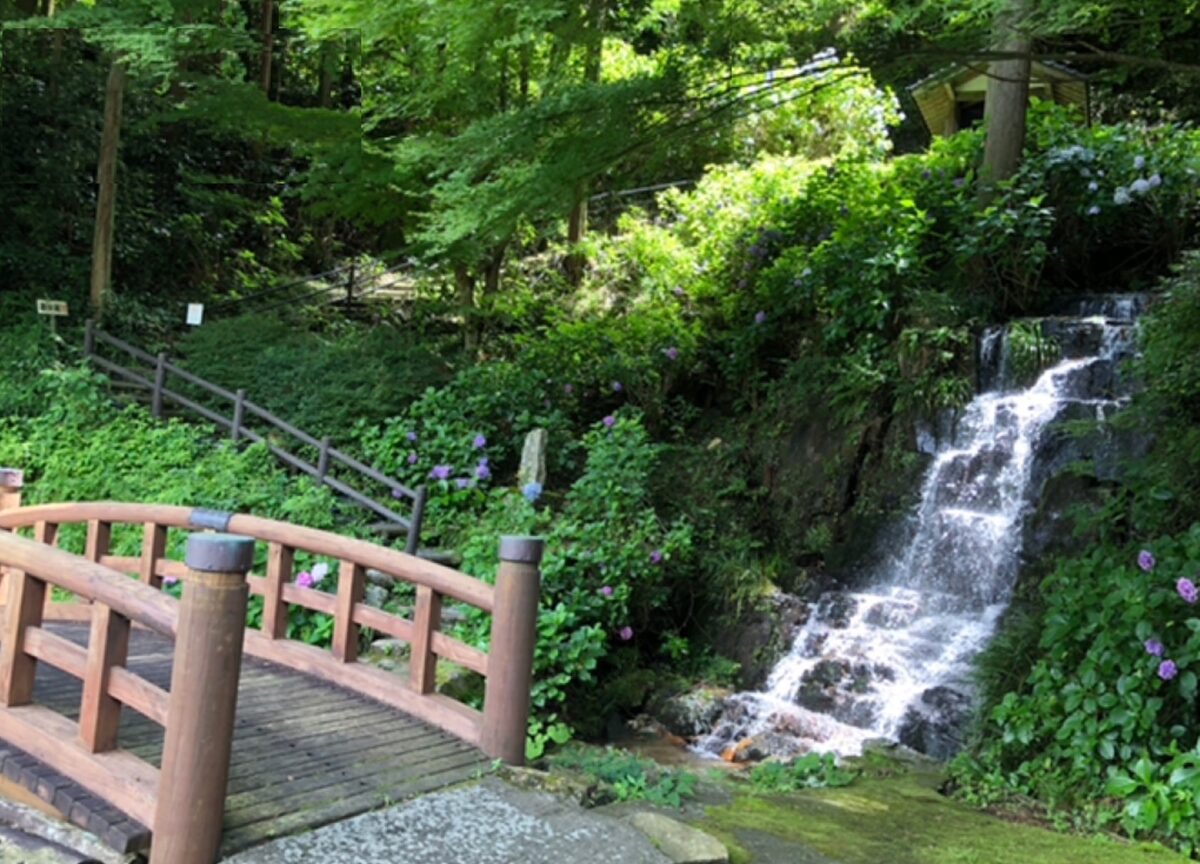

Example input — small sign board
[36,299,69,317]
[186,303,204,326]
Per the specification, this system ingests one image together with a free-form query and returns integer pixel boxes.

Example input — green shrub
[177,314,456,436]
[748,753,858,793]
[953,530,1200,855]
[550,746,698,807]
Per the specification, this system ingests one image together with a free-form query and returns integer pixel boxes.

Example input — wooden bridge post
[480,535,543,765]
[0,468,21,518]
[151,533,253,864]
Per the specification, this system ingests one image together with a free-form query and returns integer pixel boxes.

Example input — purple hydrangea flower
[473,434,487,449]
[407,452,419,465]
[163,575,179,587]
[953,177,965,188]
[673,286,685,297]
[754,311,766,325]
[649,550,663,565]
[430,464,453,481]
[476,460,492,480]
[1145,639,1165,657]
[522,482,543,503]
[599,586,614,597]
[406,431,418,443]
[1177,577,1198,605]
[296,571,316,589]
[1138,550,1156,572]
[456,477,471,490]
[1159,659,1178,681]
[618,626,634,642]
[392,487,405,499]
[664,347,679,361]
[602,415,616,428]
[612,381,623,393]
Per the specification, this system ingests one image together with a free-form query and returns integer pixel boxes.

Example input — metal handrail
[82,321,426,553]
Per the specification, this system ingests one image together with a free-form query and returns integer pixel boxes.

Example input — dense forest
[3,0,1200,857]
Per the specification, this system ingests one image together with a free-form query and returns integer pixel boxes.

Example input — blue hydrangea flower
[1138,549,1156,572]
[1131,178,1152,195]
[1113,187,1132,206]
[430,464,453,481]
[1145,639,1165,657]
[1134,155,1146,170]
[522,482,543,503]
[1159,659,1178,681]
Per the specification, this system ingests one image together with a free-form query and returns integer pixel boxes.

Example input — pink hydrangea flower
[618,626,634,641]
[296,571,316,589]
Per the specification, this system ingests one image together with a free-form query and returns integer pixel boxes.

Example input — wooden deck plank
[1,623,487,857]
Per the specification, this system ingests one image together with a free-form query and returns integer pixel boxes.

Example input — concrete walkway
[222,778,674,864]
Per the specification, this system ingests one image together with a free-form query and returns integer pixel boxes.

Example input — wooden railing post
[317,436,331,478]
[0,468,22,518]
[151,353,167,419]
[83,319,96,358]
[151,533,253,864]
[480,535,543,765]
[231,389,246,442]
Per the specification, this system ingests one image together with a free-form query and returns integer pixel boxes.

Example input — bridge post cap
[499,536,545,565]
[0,468,23,488]
[186,533,255,574]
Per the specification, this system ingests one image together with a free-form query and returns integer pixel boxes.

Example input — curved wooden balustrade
[0,501,538,756]
[0,484,542,862]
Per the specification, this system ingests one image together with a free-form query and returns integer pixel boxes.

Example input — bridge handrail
[0,502,490,609]
[0,477,542,859]
[0,496,539,763]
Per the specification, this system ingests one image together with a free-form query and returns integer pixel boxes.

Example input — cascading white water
[697,295,1148,760]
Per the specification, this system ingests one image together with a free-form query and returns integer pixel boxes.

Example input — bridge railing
[0,472,541,857]
[0,519,215,859]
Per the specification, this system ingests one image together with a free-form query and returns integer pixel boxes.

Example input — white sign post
[36,299,69,336]
[186,303,205,327]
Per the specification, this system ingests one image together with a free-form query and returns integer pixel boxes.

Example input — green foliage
[178,315,455,436]
[1114,253,1200,534]
[550,746,698,808]
[442,414,693,744]
[1005,321,1061,387]
[953,529,1200,855]
[748,753,858,793]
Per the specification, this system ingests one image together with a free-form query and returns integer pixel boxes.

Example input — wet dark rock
[712,591,809,690]
[897,686,972,760]
[650,687,731,738]
[814,593,857,629]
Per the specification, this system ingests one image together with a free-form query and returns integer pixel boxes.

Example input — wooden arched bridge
[0,469,540,863]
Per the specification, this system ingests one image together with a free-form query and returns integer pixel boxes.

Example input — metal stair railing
[82,320,426,553]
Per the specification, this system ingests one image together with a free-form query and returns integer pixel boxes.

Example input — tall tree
[89,59,126,312]
[980,0,1033,187]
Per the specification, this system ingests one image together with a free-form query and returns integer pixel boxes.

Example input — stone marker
[629,812,729,864]
[518,428,548,488]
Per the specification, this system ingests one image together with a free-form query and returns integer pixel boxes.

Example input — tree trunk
[259,0,274,95]
[454,263,478,353]
[564,0,606,284]
[89,61,126,314]
[980,0,1033,188]
[318,41,337,107]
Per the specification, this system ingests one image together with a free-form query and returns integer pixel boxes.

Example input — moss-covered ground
[698,754,1186,864]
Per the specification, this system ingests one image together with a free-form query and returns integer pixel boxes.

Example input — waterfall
[696,295,1148,761]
